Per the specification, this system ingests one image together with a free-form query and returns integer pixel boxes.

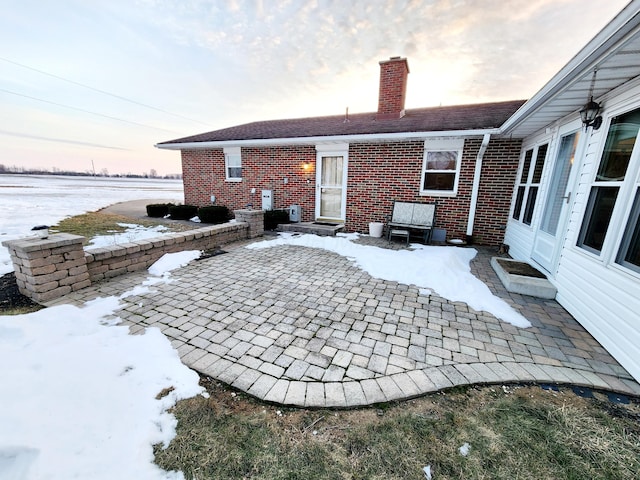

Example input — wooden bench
[387,201,436,245]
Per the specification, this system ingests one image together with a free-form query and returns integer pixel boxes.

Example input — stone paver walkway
[46,237,640,407]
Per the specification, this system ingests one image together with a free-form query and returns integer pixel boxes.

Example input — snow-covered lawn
[0,252,204,480]
[248,233,530,328]
[0,175,183,275]
[87,223,171,248]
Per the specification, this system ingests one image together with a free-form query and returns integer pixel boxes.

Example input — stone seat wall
[2,209,264,303]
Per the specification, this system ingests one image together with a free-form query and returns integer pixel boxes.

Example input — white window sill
[225,178,242,182]
[419,190,457,197]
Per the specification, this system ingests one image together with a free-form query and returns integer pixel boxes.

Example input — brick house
[157,57,525,245]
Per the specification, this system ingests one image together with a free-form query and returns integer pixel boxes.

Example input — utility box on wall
[261,190,273,210]
[289,205,301,222]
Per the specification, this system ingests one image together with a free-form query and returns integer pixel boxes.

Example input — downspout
[466,133,491,242]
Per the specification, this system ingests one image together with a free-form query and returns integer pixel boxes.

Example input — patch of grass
[155,381,640,480]
[1,305,43,316]
[52,212,194,244]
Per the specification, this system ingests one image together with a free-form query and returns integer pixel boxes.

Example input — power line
[0,88,179,134]
[0,56,209,126]
[0,129,130,150]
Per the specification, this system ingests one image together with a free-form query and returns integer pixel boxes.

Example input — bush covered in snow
[168,204,198,220]
[198,205,230,224]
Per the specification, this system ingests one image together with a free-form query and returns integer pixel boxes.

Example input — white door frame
[531,119,585,274]
[315,144,349,222]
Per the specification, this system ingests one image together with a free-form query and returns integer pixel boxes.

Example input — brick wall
[182,145,317,222]
[181,138,522,245]
[473,138,523,245]
[181,149,220,206]
[347,138,522,245]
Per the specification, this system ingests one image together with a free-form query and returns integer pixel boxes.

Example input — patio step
[490,257,558,299]
[280,222,344,236]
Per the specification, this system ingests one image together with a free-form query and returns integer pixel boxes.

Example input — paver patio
[45,236,640,407]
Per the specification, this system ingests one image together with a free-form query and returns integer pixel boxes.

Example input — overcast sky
[0,0,630,176]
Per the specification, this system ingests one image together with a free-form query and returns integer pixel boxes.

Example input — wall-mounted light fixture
[303,161,311,171]
[580,70,602,130]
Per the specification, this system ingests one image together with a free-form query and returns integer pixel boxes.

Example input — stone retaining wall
[2,209,264,303]
[85,223,247,282]
[3,233,91,303]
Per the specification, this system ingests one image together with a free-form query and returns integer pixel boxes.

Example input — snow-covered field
[0,174,183,274]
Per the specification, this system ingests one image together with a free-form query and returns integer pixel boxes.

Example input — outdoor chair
[387,201,436,244]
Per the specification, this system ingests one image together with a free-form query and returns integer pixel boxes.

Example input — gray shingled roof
[158,100,526,145]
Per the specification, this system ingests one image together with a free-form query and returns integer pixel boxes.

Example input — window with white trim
[577,108,640,254]
[512,143,548,225]
[224,147,242,181]
[616,187,640,273]
[420,138,464,196]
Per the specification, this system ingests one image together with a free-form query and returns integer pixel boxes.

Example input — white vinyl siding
[505,82,640,382]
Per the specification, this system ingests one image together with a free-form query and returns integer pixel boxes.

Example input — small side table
[388,228,410,245]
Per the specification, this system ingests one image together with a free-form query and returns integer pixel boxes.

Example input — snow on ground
[88,223,170,248]
[0,174,183,275]
[0,252,204,480]
[148,250,202,277]
[247,233,531,328]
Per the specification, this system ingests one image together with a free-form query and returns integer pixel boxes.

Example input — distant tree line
[0,164,182,179]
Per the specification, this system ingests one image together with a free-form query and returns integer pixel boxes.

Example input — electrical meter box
[261,190,273,210]
[289,205,301,222]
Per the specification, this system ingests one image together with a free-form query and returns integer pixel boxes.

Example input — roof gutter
[155,128,501,150]
[500,0,640,135]
[466,133,491,239]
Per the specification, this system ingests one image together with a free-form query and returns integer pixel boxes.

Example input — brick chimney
[376,56,409,120]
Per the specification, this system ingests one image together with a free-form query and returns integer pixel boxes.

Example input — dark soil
[195,248,228,261]
[496,258,547,278]
[0,272,40,311]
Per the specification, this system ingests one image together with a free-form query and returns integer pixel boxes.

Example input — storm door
[316,149,348,222]
[531,129,581,273]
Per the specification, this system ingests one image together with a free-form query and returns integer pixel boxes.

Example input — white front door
[531,127,582,273]
[315,146,348,222]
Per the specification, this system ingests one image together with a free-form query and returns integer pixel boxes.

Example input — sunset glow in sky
[0,0,629,176]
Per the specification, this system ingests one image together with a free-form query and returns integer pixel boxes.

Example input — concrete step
[280,222,344,236]
[490,257,558,299]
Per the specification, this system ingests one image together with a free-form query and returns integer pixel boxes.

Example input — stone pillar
[233,209,264,239]
[2,233,91,303]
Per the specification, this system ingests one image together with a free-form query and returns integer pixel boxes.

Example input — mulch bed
[496,258,547,278]
[0,272,40,311]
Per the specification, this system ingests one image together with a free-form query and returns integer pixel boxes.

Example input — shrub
[146,203,174,218]
[169,204,198,220]
[264,209,290,230]
[198,206,230,224]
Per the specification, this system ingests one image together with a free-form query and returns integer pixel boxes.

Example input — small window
[420,138,463,196]
[512,144,548,225]
[224,147,242,181]
[616,188,640,273]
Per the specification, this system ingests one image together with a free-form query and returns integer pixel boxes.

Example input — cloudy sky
[0,0,630,176]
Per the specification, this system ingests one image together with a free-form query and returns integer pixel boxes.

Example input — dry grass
[52,212,195,244]
[1,305,42,315]
[154,378,640,480]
